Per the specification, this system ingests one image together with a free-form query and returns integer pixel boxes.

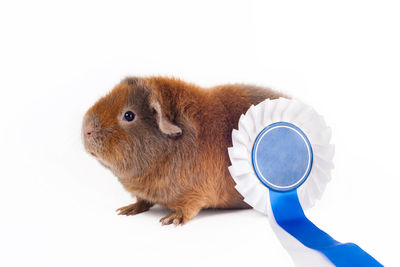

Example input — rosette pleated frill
[228,97,334,213]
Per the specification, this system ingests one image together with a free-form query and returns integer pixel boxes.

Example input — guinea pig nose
[86,129,94,136]
[83,112,100,138]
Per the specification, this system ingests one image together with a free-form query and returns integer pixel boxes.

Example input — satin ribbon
[269,189,382,267]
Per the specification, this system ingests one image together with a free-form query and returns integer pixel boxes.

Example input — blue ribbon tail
[269,190,383,267]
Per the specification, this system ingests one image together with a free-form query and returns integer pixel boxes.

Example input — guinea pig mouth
[84,142,100,158]
[83,135,103,157]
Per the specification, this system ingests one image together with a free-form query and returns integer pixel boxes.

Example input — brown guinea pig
[82,76,283,225]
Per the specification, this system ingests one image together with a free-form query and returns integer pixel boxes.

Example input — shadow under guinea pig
[138,204,257,225]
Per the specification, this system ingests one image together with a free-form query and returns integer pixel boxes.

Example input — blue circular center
[251,122,313,192]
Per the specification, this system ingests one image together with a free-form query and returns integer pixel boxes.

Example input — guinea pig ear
[150,100,182,137]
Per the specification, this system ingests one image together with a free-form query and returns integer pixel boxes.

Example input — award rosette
[228,98,382,267]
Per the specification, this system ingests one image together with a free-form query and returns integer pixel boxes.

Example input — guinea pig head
[82,78,182,178]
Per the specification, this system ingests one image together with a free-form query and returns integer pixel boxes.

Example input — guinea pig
[82,76,283,225]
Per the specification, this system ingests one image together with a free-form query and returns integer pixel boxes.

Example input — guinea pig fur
[82,76,284,226]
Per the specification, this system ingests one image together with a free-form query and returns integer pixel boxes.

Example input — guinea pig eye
[123,111,135,122]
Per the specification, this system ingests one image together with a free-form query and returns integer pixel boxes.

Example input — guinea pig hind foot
[160,212,186,226]
[160,206,202,226]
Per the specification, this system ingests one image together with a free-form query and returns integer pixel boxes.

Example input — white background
[0,1,399,266]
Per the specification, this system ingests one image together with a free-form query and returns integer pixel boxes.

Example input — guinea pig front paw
[159,212,185,226]
[116,200,153,216]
